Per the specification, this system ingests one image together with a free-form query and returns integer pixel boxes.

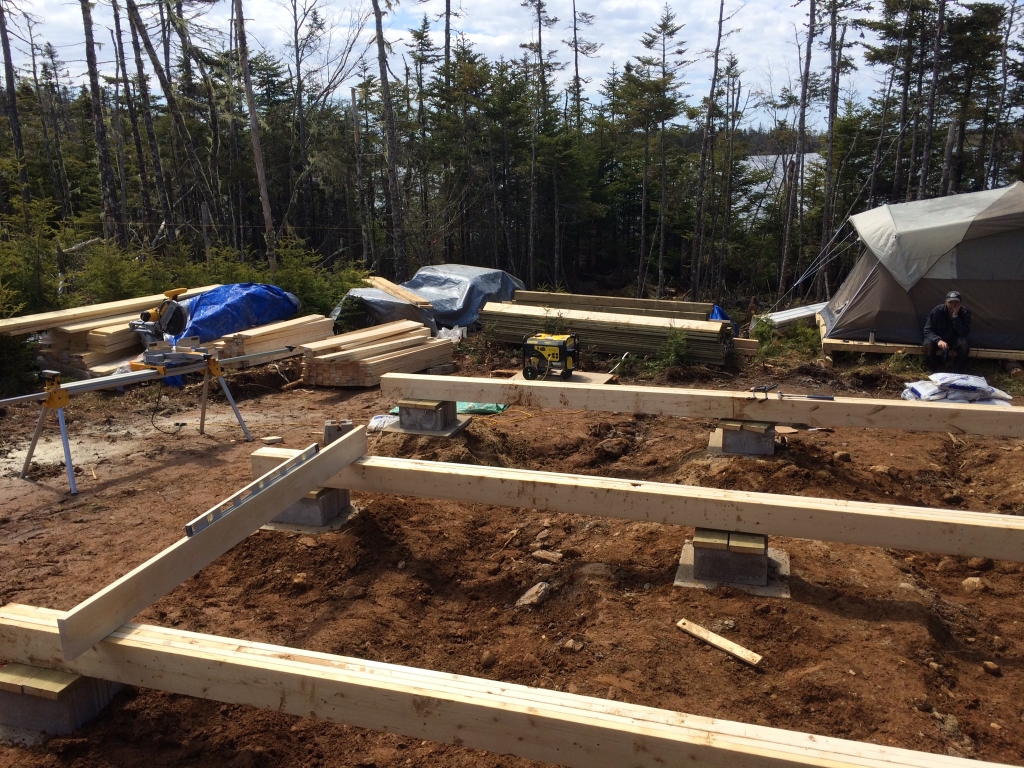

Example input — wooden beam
[380,374,1023,437]
[0,604,1000,768]
[676,619,762,667]
[0,285,220,336]
[251,450,1024,562]
[56,428,367,660]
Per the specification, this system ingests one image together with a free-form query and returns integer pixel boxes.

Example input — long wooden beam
[56,428,367,660]
[0,604,1004,768]
[379,374,1022,437]
[252,450,1024,562]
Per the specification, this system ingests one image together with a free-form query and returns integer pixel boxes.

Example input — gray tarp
[332,288,438,334]
[824,182,1024,350]
[401,265,524,327]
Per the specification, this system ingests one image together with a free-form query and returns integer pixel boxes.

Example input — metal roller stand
[19,371,77,495]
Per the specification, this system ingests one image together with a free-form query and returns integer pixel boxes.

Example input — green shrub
[660,330,690,368]
[781,319,821,357]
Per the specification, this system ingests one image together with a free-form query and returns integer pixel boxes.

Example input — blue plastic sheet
[401,265,524,328]
[710,304,738,336]
[172,283,300,344]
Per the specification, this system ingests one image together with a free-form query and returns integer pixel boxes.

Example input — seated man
[923,290,971,372]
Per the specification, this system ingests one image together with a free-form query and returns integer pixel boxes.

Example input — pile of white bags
[902,373,1013,406]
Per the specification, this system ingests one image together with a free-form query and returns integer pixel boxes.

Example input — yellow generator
[522,332,579,380]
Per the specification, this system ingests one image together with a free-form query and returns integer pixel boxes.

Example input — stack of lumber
[212,315,335,359]
[300,320,453,387]
[479,302,734,365]
[367,276,433,309]
[513,291,714,322]
[17,285,220,376]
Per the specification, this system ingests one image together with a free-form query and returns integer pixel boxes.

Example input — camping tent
[820,182,1024,350]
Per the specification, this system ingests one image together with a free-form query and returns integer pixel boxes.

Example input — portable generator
[522,332,580,380]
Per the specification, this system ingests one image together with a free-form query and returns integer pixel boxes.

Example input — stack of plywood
[513,291,714,322]
[479,301,734,365]
[212,315,336,360]
[300,320,453,387]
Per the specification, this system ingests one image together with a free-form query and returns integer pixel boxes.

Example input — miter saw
[130,287,189,345]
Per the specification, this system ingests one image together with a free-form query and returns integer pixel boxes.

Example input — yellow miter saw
[130,287,189,345]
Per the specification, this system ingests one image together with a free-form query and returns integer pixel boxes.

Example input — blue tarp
[710,304,738,337]
[401,265,524,328]
[172,283,300,344]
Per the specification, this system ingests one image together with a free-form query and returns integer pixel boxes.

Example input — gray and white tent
[821,183,1024,350]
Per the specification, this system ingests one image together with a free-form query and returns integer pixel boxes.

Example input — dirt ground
[2,348,1024,768]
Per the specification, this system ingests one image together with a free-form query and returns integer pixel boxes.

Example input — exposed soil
[2,350,1024,767]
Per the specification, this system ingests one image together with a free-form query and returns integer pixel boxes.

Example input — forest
[0,0,1018,322]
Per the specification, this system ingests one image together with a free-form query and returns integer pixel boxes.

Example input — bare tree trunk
[369,0,407,280]
[917,0,945,198]
[81,0,123,243]
[128,9,174,241]
[201,201,213,261]
[868,11,907,207]
[691,0,725,297]
[891,42,913,201]
[939,118,956,196]
[233,0,277,266]
[986,0,1017,187]
[820,12,846,300]
[107,57,132,240]
[27,22,65,214]
[780,0,815,299]
[112,0,155,237]
[126,0,219,231]
[0,0,29,206]
[351,88,371,268]
[638,127,650,296]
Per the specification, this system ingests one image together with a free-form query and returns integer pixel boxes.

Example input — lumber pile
[366,276,432,309]
[211,315,335,359]
[479,302,734,365]
[513,291,714,322]
[300,320,453,387]
[30,285,220,376]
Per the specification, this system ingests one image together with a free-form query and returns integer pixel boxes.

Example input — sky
[9,0,881,129]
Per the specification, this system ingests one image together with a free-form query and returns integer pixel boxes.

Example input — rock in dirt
[993,636,1009,651]
[480,650,497,669]
[967,557,994,571]
[596,438,630,460]
[868,465,892,475]
[754,603,771,615]
[516,582,552,608]
[342,585,366,600]
[983,661,1002,676]
[532,549,563,564]
[914,696,933,712]
[297,536,318,548]
[563,639,584,653]
[574,562,616,583]
[833,451,852,462]
[962,576,990,593]
[936,557,956,572]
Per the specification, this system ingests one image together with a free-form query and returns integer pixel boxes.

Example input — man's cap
[945,290,962,303]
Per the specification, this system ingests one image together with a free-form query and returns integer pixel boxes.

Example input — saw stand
[199,357,251,440]
[20,371,77,495]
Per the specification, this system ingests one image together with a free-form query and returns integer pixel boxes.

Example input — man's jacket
[924,304,971,343]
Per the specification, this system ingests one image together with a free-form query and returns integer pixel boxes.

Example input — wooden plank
[56,312,140,334]
[232,314,327,340]
[367,276,432,308]
[0,661,44,693]
[513,291,712,314]
[676,619,762,667]
[298,321,425,356]
[0,285,220,336]
[55,428,368,660]
[0,605,1000,768]
[692,529,729,550]
[483,301,725,333]
[380,374,1024,437]
[821,335,1024,361]
[252,449,1024,562]
[20,665,82,700]
[729,532,768,554]
[316,330,430,362]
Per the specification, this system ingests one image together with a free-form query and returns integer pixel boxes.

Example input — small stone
[833,451,852,462]
[480,650,497,669]
[342,585,366,600]
[991,722,1002,730]
[397,560,406,570]
[962,576,988,593]
[914,697,933,712]
[532,549,563,564]
[993,636,1009,651]
[292,572,307,585]
[516,582,552,608]
[936,557,956,572]
[297,536,318,548]
[563,638,584,653]
[967,557,994,571]
[566,682,579,694]
[596,438,629,460]
[606,686,620,701]
[869,465,892,475]
[535,529,551,542]
[928,662,943,672]
[754,603,771,615]
[983,661,1002,676]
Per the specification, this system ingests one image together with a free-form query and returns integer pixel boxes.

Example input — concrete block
[397,399,457,432]
[708,425,776,455]
[272,486,350,527]
[693,531,769,586]
[0,672,120,736]
[323,419,354,446]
